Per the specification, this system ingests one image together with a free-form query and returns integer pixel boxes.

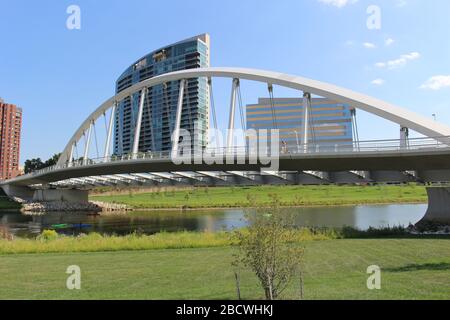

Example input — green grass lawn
[90,185,428,209]
[1,239,448,300]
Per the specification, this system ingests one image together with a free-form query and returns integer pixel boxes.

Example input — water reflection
[0,204,427,239]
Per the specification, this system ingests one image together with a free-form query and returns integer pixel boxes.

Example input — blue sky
[0,0,449,163]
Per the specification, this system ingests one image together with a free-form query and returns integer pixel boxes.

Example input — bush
[0,226,13,241]
[339,226,408,238]
[37,230,59,241]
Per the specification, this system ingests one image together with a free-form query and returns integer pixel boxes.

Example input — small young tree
[233,200,305,300]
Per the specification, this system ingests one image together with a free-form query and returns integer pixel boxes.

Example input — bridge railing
[26,136,450,177]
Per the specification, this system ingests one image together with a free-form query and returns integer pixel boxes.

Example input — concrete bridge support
[420,187,450,224]
[32,189,88,203]
[1,185,34,201]
[1,185,88,203]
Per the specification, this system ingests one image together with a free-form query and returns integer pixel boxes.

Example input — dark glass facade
[114,34,210,155]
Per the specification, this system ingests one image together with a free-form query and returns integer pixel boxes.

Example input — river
[0,203,427,238]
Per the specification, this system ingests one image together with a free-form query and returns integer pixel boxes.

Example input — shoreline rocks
[91,201,132,212]
[20,200,132,214]
[21,201,102,213]
[411,220,450,234]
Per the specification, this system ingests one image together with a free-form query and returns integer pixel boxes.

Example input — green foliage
[24,153,61,174]
[24,158,44,174]
[2,225,444,256]
[0,196,22,210]
[233,201,305,300]
[339,226,408,238]
[0,229,338,255]
[37,230,59,241]
[0,231,231,255]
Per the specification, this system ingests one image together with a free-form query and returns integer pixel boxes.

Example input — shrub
[233,202,305,300]
[37,230,59,241]
[0,226,13,241]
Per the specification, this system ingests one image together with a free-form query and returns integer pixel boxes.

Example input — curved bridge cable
[351,109,357,149]
[237,82,246,131]
[103,112,108,136]
[81,131,88,162]
[268,84,278,130]
[93,122,100,159]
[308,101,316,147]
[146,86,156,152]
[74,141,79,162]
[208,78,218,130]
[352,108,361,151]
[118,103,124,155]
[208,78,219,149]
[129,95,137,154]
[163,82,173,136]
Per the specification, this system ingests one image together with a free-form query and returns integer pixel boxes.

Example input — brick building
[0,98,22,180]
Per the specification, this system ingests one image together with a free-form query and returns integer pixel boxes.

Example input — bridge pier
[1,185,88,203]
[419,187,450,225]
[1,185,34,201]
[32,189,88,203]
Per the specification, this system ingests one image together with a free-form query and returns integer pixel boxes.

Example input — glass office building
[246,98,353,152]
[114,34,210,155]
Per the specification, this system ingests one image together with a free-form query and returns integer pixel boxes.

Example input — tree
[24,153,61,174]
[233,199,305,300]
[44,153,61,167]
[24,158,44,174]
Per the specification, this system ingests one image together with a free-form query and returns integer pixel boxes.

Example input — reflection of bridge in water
[2,68,450,223]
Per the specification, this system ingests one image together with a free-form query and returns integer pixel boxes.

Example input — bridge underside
[7,148,450,188]
[23,170,450,190]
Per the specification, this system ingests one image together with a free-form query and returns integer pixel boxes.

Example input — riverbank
[0,229,337,254]
[1,226,448,255]
[0,238,448,300]
[90,185,428,209]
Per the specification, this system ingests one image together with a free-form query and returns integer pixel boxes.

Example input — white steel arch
[57,67,450,165]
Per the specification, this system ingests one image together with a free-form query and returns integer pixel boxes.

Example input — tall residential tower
[0,98,22,180]
[114,34,210,155]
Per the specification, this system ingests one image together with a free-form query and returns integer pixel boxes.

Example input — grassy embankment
[0,238,448,300]
[90,184,428,209]
[0,229,339,254]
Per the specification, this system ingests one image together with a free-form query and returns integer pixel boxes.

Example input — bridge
[2,67,450,223]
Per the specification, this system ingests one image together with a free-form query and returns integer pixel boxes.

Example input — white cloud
[371,79,385,86]
[375,52,421,69]
[396,0,407,7]
[420,76,450,90]
[318,0,358,8]
[363,42,376,49]
[385,38,395,46]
